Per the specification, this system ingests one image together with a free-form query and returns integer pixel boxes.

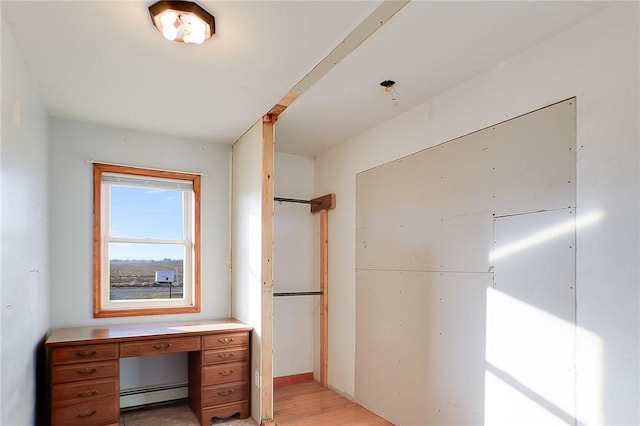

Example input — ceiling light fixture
[380,80,399,108]
[149,1,215,44]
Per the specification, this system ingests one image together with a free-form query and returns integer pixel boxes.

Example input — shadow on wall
[35,334,49,426]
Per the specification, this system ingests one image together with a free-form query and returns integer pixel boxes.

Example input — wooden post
[311,194,335,387]
[319,208,329,387]
[261,115,276,426]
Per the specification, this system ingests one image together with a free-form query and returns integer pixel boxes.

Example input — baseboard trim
[120,382,188,409]
[274,372,314,387]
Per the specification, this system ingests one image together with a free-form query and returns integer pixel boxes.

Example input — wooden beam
[263,1,410,120]
[263,113,279,124]
[261,117,275,423]
[278,90,300,108]
[266,104,287,117]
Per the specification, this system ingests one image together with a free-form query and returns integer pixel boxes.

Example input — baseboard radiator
[120,382,189,409]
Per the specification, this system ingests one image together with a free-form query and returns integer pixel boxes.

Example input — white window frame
[93,163,201,318]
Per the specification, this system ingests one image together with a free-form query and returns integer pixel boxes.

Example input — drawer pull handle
[76,390,99,398]
[218,389,234,396]
[76,350,97,357]
[218,337,234,345]
[219,369,234,376]
[77,368,97,375]
[218,353,234,359]
[152,343,172,351]
[77,410,96,418]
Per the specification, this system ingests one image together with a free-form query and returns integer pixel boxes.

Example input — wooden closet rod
[274,197,322,205]
[274,193,335,388]
[274,291,323,297]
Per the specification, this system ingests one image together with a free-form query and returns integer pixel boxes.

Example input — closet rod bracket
[310,193,336,213]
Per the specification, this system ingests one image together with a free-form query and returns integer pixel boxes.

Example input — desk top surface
[46,318,252,347]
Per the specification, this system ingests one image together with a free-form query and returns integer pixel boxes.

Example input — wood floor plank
[274,380,392,425]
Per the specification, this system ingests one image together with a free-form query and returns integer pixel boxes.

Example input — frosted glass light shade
[149,1,215,44]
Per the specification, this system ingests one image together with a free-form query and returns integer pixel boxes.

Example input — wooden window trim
[93,163,201,318]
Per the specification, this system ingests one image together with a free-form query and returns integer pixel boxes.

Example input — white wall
[1,17,51,425]
[315,4,639,424]
[48,118,231,403]
[49,118,231,326]
[231,121,264,422]
[273,152,316,378]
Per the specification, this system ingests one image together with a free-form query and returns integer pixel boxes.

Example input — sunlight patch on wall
[485,288,604,425]
[489,210,604,262]
[485,369,568,425]
[485,287,575,424]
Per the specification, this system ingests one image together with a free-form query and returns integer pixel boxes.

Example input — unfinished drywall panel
[273,152,316,378]
[437,132,494,272]
[355,270,488,425]
[231,121,264,422]
[487,209,576,424]
[355,99,576,424]
[356,148,446,272]
[357,99,575,274]
[491,100,576,217]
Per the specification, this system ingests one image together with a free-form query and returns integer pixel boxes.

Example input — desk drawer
[51,395,118,426]
[52,378,118,406]
[52,361,118,384]
[203,347,248,365]
[120,336,201,357]
[203,362,248,385]
[203,332,249,349]
[202,381,248,407]
[52,344,118,365]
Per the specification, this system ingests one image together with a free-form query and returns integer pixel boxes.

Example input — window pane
[110,185,184,239]
[94,163,201,317]
[109,243,185,301]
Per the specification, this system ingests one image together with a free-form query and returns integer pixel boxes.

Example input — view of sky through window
[110,185,185,260]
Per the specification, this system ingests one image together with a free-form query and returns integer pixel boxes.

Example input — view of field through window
[110,258,184,300]
[108,184,186,301]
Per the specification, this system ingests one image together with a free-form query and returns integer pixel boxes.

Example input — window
[93,163,201,317]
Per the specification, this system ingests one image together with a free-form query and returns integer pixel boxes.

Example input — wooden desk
[46,319,252,426]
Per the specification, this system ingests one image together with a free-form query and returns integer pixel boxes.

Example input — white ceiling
[2,1,613,157]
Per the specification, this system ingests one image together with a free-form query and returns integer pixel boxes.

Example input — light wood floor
[274,380,392,425]
[120,380,390,425]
